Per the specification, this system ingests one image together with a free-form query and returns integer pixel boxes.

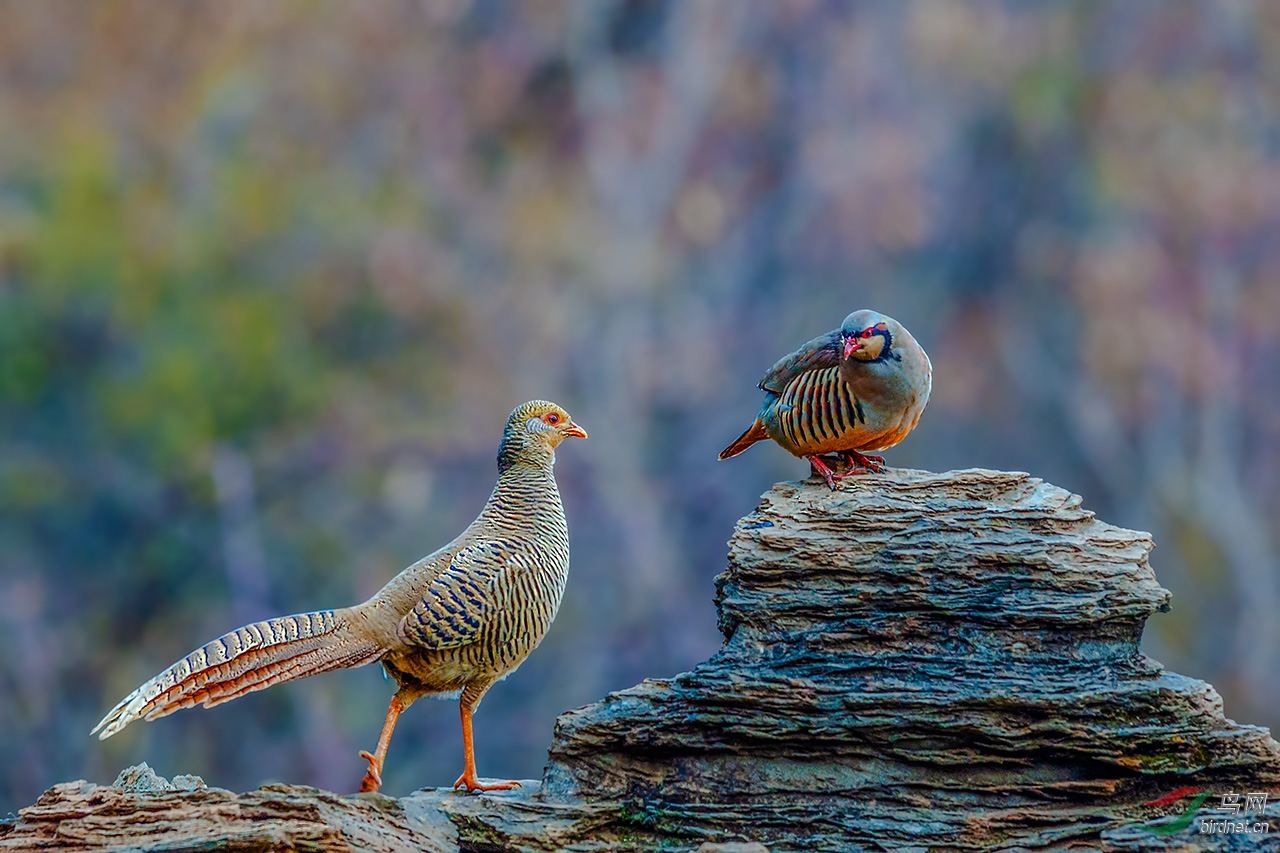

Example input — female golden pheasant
[93,400,586,794]
[719,310,931,487]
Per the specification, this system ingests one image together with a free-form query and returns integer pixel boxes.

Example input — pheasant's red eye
[545,413,560,424]
[861,328,873,339]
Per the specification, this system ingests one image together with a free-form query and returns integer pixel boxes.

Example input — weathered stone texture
[4,470,1276,852]
[539,470,1280,851]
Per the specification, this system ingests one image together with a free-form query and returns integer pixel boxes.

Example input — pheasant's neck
[483,461,565,534]
[480,461,570,599]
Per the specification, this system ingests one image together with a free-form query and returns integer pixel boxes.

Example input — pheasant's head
[497,400,588,471]
[840,310,897,363]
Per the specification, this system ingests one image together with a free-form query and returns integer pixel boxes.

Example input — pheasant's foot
[357,749,383,793]
[839,450,886,473]
[452,772,523,794]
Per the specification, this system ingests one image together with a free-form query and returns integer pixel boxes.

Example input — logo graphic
[1140,788,1210,835]
[1139,788,1271,836]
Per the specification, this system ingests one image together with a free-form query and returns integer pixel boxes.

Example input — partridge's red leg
[452,703,522,793]
[840,450,886,473]
[808,455,847,490]
[359,692,407,793]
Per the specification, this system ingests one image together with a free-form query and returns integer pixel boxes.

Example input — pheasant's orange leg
[452,704,522,793]
[358,692,406,793]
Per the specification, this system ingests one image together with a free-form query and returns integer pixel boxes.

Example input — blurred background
[2,0,1279,812]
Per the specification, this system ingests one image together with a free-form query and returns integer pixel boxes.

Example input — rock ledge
[4,469,1277,852]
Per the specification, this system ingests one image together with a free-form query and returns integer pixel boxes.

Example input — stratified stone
[6,470,1276,852]
[541,470,1280,851]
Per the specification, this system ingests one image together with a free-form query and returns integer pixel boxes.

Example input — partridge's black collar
[869,327,902,364]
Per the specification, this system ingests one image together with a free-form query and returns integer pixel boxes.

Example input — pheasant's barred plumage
[93,400,587,794]
[92,611,380,740]
[720,309,931,486]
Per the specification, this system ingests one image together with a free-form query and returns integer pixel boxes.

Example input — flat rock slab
[0,773,665,853]
[0,775,461,853]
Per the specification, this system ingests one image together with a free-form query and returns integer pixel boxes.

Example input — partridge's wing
[758,330,842,395]
[397,541,510,650]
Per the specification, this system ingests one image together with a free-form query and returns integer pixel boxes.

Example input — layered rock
[2,764,460,853]
[4,469,1277,852]
[539,469,1280,850]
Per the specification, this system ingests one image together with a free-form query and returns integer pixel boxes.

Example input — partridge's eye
[546,413,560,425]
[861,328,874,339]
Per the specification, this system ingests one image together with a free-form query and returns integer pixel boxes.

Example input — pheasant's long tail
[92,610,383,740]
[718,419,769,460]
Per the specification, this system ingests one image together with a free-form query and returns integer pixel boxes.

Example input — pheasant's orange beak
[843,336,862,358]
[563,420,588,439]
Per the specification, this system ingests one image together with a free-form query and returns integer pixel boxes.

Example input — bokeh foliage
[2,0,1278,811]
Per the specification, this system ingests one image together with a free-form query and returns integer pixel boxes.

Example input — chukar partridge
[720,310,931,488]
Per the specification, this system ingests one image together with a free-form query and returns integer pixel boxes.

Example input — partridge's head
[839,309,898,363]
[498,400,587,470]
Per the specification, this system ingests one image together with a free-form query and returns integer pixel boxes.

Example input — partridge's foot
[358,749,383,793]
[840,450,886,473]
[808,455,850,490]
[455,768,524,788]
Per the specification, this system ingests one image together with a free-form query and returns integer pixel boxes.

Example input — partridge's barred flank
[720,309,931,488]
[93,400,587,795]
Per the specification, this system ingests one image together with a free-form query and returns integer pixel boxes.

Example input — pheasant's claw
[453,772,523,793]
[358,749,383,793]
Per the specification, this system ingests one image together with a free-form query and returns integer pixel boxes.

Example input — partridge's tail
[92,610,383,740]
[718,419,769,460]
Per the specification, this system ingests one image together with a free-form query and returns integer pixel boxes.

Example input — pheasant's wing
[758,330,842,394]
[396,540,512,650]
